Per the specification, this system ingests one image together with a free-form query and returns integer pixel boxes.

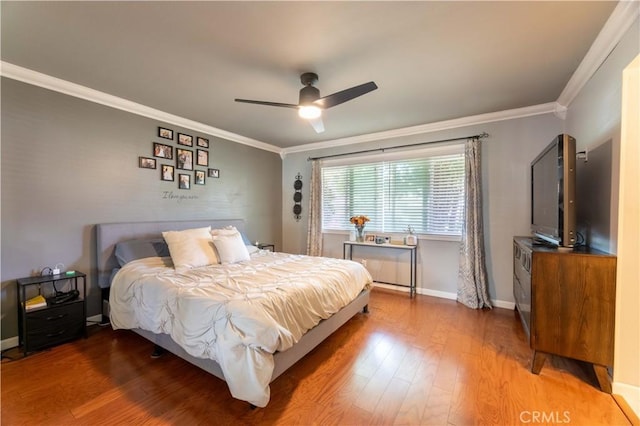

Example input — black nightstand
[16,272,87,355]
[257,243,275,252]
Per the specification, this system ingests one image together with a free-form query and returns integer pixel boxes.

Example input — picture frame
[153,142,173,159]
[176,148,193,170]
[208,168,220,178]
[178,173,191,190]
[197,137,209,148]
[195,170,206,185]
[365,234,375,243]
[139,157,156,169]
[158,127,173,140]
[197,149,208,166]
[177,133,193,146]
[161,164,174,181]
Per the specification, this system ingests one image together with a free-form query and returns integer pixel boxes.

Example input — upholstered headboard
[96,219,246,288]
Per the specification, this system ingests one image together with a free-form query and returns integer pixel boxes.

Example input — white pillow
[162,226,219,269]
[212,231,251,264]
[211,226,253,246]
[210,226,240,237]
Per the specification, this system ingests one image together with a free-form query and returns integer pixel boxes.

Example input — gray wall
[282,114,564,305]
[1,78,282,340]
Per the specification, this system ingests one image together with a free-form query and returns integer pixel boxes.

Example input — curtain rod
[307,132,489,161]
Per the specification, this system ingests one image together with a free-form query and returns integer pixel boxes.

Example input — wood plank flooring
[1,288,630,425]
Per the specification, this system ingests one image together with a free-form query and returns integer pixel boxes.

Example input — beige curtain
[306,160,323,256]
[457,138,492,309]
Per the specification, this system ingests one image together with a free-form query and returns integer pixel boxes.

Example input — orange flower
[349,215,370,227]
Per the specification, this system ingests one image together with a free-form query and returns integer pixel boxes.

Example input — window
[321,146,465,236]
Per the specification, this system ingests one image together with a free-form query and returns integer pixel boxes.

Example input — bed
[96,219,371,407]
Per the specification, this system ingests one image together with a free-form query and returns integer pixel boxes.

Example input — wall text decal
[162,191,200,203]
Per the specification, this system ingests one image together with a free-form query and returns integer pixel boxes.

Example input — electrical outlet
[361,259,368,268]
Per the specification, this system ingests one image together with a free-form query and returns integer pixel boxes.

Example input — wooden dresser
[513,237,616,392]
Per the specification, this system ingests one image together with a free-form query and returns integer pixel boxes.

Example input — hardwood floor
[1,288,630,425]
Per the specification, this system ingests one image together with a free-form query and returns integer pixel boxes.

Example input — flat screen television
[531,134,577,248]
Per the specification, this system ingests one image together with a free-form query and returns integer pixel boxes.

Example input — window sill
[322,230,461,243]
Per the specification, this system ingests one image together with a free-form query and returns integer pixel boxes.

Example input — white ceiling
[1,1,619,149]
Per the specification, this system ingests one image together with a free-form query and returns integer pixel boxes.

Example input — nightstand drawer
[26,300,83,327]
[25,302,84,351]
[26,322,84,351]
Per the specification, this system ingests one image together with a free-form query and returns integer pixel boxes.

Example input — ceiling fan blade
[314,81,378,109]
[234,98,298,109]
[308,116,325,133]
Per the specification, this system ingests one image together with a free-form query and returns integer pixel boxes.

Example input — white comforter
[109,251,372,407]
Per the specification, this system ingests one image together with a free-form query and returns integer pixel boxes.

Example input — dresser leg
[531,351,547,374]
[593,364,612,393]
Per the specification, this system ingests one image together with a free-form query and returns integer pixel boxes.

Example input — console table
[343,241,417,297]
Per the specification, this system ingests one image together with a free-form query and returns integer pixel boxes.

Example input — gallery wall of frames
[138,126,220,189]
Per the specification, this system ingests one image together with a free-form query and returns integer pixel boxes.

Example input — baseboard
[1,336,19,351]
[419,287,457,300]
[371,282,458,300]
[491,299,516,310]
[371,282,514,309]
[613,382,640,422]
[1,314,106,350]
[87,314,103,325]
[371,282,412,294]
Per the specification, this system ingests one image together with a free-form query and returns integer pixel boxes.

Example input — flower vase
[355,226,365,242]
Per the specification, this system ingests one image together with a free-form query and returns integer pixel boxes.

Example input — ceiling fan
[235,72,378,133]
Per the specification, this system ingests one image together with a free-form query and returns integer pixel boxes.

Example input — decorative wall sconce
[293,173,303,221]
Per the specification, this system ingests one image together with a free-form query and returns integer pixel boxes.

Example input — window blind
[321,152,465,236]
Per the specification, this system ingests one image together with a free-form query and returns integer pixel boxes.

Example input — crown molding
[557,0,640,107]
[282,102,560,156]
[554,103,568,120]
[0,61,282,155]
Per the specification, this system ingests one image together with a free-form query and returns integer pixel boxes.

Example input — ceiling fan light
[298,105,322,119]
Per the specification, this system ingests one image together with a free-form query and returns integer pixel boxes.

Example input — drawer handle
[46,330,66,337]
[45,314,67,321]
